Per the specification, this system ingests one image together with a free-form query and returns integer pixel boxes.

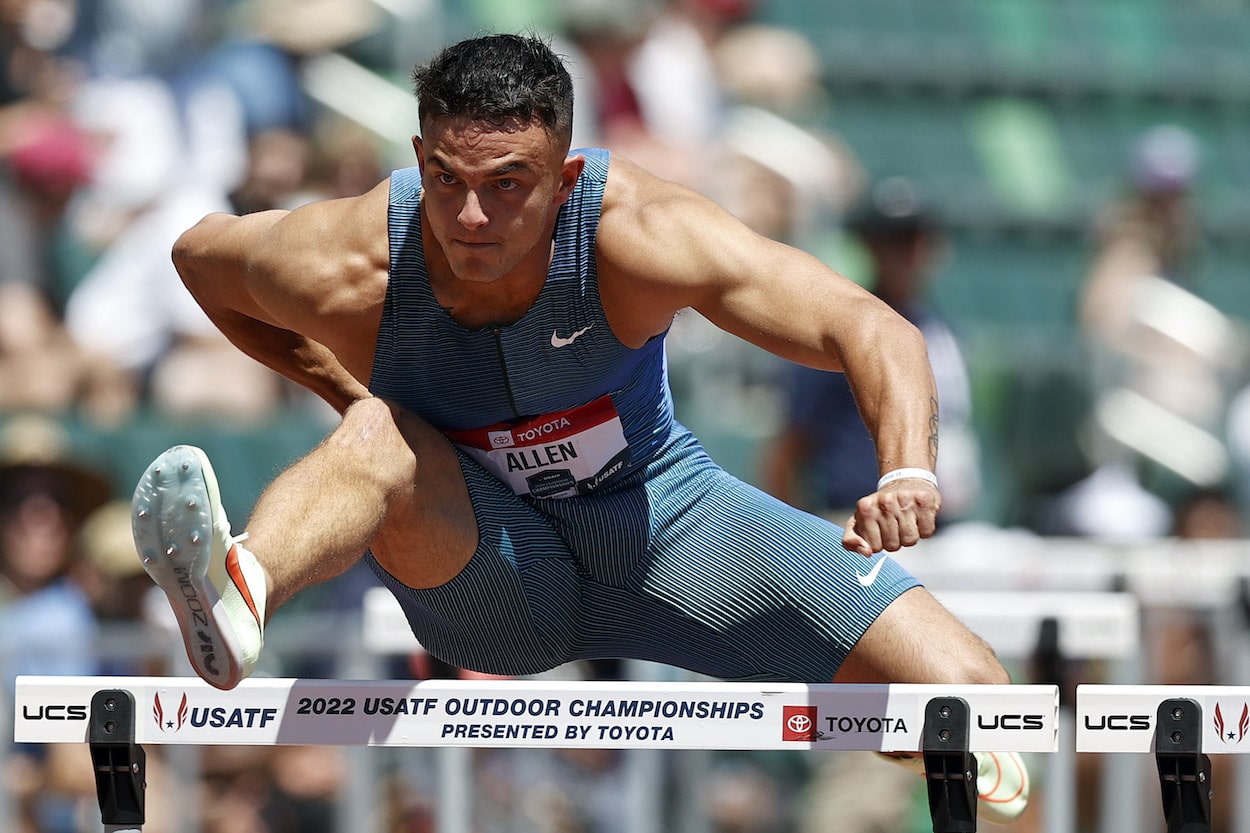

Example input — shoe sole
[132,445,247,689]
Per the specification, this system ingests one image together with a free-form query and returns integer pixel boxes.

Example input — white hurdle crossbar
[15,676,1058,752]
[15,676,1058,833]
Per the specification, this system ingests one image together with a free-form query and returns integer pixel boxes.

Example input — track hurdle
[15,676,1058,833]
[899,535,1250,833]
[933,590,1141,833]
[364,584,1124,833]
[1074,685,1250,833]
[365,583,1133,833]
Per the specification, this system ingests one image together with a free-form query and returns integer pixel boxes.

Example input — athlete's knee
[328,398,417,484]
[334,397,461,497]
[954,640,1012,686]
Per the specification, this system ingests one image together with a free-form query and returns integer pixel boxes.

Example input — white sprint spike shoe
[132,445,267,690]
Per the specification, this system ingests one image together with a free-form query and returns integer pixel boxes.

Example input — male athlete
[132,34,1028,821]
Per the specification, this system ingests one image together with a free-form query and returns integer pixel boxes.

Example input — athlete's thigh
[832,586,1009,685]
[369,450,582,676]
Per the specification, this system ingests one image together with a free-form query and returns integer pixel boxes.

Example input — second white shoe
[885,749,1030,825]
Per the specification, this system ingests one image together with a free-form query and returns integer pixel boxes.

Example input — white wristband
[877,468,938,490]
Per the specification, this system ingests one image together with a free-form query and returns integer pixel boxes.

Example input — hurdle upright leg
[88,689,145,833]
[922,696,978,832]
[1155,698,1212,833]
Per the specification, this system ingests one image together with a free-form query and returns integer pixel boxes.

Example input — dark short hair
[412,34,574,148]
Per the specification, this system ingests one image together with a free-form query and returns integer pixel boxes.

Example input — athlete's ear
[412,135,424,172]
[554,153,585,207]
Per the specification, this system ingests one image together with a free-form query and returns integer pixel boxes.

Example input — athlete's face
[414,117,581,284]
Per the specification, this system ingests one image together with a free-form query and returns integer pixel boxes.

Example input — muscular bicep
[174,184,389,379]
[691,232,882,371]
[598,158,888,369]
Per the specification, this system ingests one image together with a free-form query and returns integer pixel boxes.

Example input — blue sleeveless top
[371,148,674,494]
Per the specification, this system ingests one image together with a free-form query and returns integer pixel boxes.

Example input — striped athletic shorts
[367,426,919,682]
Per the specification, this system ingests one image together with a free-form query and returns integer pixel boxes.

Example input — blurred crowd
[1,0,1248,832]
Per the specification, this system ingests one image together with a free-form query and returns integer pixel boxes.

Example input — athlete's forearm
[841,314,939,479]
[210,309,369,414]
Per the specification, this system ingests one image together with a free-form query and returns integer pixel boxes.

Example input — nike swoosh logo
[856,554,888,587]
[551,325,593,348]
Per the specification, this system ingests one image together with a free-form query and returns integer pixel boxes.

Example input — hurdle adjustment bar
[923,696,978,832]
[89,689,145,833]
[1155,698,1211,833]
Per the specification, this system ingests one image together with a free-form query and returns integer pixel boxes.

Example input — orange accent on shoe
[225,544,261,625]
[978,751,1027,804]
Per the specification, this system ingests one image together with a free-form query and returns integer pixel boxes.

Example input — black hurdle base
[89,689,145,833]
[1155,697,1212,833]
[923,696,978,832]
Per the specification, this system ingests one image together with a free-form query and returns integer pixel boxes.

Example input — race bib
[444,395,631,498]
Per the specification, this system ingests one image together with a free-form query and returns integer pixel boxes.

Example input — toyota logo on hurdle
[782,705,818,741]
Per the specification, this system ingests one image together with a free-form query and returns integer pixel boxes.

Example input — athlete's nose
[458,190,488,229]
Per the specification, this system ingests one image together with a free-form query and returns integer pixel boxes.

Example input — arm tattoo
[928,396,939,465]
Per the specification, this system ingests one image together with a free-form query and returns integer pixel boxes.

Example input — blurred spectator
[706,756,799,833]
[1146,484,1241,688]
[629,0,747,147]
[63,0,221,80]
[714,105,860,252]
[760,177,980,522]
[1080,124,1205,356]
[0,0,78,110]
[556,0,656,151]
[230,116,385,217]
[183,744,345,833]
[0,413,108,677]
[1170,485,1242,541]
[69,497,178,678]
[1068,124,1247,533]
[624,0,751,187]
[0,281,87,413]
[228,126,314,215]
[798,751,918,833]
[1,0,89,304]
[174,0,381,195]
[59,74,289,426]
[306,115,385,201]
[712,21,828,121]
[0,413,110,833]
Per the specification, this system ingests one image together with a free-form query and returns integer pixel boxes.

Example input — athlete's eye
[435,172,456,186]
[497,178,517,191]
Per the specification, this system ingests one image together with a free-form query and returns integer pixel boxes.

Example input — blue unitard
[367,149,919,682]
